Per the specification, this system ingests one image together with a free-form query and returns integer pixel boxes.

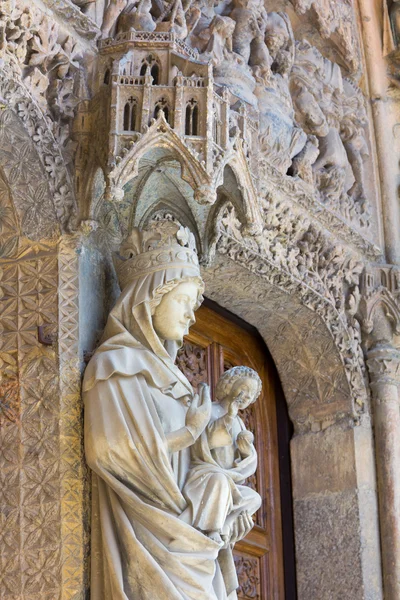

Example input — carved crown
[113,221,200,290]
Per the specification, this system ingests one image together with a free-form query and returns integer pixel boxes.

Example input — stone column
[367,344,400,599]
[357,0,400,264]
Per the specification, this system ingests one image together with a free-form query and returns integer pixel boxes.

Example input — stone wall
[2,0,400,597]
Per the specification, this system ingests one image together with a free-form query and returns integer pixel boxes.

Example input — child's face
[231,377,259,410]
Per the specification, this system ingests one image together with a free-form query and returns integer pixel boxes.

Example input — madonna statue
[83,220,259,600]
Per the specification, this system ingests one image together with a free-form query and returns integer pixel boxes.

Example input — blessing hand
[186,383,212,440]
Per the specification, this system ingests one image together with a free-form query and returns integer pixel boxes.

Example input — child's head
[216,366,262,410]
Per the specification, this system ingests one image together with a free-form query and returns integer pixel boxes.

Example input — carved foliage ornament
[216,200,368,416]
[0,60,77,232]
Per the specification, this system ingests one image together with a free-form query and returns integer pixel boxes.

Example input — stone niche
[0,0,388,598]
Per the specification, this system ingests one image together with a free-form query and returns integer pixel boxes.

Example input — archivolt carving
[0,109,58,246]
[0,2,82,231]
[0,61,77,232]
[203,200,368,430]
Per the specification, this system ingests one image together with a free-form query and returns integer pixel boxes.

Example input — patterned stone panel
[0,248,62,599]
[58,236,88,600]
[0,109,57,243]
[0,237,88,600]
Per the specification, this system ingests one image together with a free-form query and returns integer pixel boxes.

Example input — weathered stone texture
[1,0,398,596]
[291,420,382,600]
[294,491,364,600]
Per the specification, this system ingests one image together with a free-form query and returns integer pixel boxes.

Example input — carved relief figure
[229,0,255,63]
[290,41,355,203]
[117,0,156,33]
[256,12,306,174]
[101,0,128,36]
[155,0,189,39]
[341,78,370,212]
[203,15,236,66]
[183,366,261,594]
[83,221,258,599]
[184,0,217,51]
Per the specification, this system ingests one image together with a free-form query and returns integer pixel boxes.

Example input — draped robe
[83,267,230,599]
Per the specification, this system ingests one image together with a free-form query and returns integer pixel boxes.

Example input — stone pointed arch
[107,112,210,200]
[204,235,363,433]
[138,199,202,254]
[0,62,77,232]
[214,140,263,234]
[0,107,59,244]
[359,287,400,342]
[202,201,369,430]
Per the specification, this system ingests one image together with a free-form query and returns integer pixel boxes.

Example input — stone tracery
[0,0,396,598]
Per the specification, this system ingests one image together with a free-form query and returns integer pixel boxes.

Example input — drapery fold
[84,263,229,599]
[85,374,223,599]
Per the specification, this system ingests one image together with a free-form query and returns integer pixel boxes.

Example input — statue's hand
[186,383,212,440]
[228,396,240,418]
[228,511,254,545]
[236,430,254,457]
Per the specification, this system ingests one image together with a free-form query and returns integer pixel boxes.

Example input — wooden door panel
[176,305,285,599]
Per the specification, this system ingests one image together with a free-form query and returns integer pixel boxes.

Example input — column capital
[367,344,400,389]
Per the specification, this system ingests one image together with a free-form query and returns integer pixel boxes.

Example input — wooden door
[176,303,285,599]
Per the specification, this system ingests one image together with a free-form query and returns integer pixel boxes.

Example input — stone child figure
[183,366,262,556]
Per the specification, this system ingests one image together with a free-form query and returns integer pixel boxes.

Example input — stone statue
[183,365,261,549]
[83,220,259,599]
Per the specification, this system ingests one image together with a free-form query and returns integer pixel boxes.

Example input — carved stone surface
[176,340,208,391]
[289,0,361,74]
[58,235,89,598]
[0,109,57,243]
[83,221,261,598]
[234,553,261,600]
[0,376,20,425]
[0,246,62,598]
[60,0,378,237]
[0,0,392,598]
[210,202,368,427]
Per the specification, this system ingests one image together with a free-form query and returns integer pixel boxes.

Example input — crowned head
[113,220,201,292]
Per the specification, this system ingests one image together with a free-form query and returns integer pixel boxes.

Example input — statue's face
[231,377,259,410]
[152,281,200,342]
